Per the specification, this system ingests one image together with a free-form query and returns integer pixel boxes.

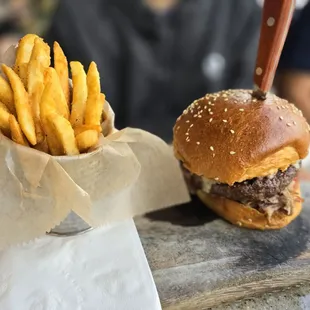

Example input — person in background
[45,0,262,142]
[0,0,57,55]
[277,1,310,123]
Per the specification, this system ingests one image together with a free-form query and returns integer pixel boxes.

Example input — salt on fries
[0,34,107,156]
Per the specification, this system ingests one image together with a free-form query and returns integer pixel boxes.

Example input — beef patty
[182,164,300,214]
[210,165,298,203]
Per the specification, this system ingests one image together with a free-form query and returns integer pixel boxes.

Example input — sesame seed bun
[173,89,310,185]
[196,179,302,230]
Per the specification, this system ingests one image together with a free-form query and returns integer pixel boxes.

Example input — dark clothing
[279,2,310,72]
[45,0,261,141]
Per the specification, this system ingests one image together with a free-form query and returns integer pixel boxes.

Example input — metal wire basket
[47,211,93,237]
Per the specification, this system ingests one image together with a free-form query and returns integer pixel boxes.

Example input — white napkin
[0,220,162,310]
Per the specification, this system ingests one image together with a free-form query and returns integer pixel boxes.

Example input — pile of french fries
[0,34,107,156]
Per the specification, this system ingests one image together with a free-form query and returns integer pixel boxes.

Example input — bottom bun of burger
[196,181,302,230]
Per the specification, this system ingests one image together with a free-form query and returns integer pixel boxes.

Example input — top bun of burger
[174,89,310,185]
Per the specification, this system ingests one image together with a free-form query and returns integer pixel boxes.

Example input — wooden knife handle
[254,0,295,93]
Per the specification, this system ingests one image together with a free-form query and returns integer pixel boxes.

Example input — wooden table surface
[135,181,310,309]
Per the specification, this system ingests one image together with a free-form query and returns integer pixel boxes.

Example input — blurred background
[0,0,309,142]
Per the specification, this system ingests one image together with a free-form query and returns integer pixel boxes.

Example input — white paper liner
[0,45,190,248]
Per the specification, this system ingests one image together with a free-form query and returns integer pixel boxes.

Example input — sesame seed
[230,151,236,155]
[253,99,257,102]
[212,153,215,157]
[209,118,213,122]
[186,120,190,123]
[248,218,253,223]
[279,116,283,120]
[239,109,244,112]
[198,115,202,118]
[185,133,189,135]
[223,120,227,123]
[208,108,211,112]
[230,129,235,134]
[208,101,212,105]
[210,146,214,151]
[293,121,297,125]
[209,111,213,115]
[224,108,228,112]
[183,109,188,114]
[204,106,207,110]
[215,177,219,181]
[287,123,292,127]
[190,124,194,128]
[196,142,200,145]
[194,114,197,117]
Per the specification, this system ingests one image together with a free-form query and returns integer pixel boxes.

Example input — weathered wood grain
[136,182,310,309]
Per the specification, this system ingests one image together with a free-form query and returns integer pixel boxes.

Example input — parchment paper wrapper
[0,46,190,248]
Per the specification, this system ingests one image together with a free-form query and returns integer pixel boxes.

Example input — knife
[253,0,295,100]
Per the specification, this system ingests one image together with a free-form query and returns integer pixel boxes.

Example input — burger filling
[183,162,301,218]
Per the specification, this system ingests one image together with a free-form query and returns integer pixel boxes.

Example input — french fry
[70,61,87,127]
[84,62,101,125]
[40,81,63,155]
[15,34,38,87]
[14,63,28,88]
[74,124,102,136]
[34,138,49,153]
[30,38,51,68]
[28,58,44,117]
[46,112,79,156]
[28,37,50,117]
[44,68,69,119]
[54,42,70,106]
[2,64,36,145]
[15,34,38,64]
[28,59,45,143]
[76,130,99,153]
[9,115,29,146]
[43,122,63,156]
[0,102,11,136]
[0,76,15,115]
[33,119,45,144]
[40,80,57,116]
[88,92,106,126]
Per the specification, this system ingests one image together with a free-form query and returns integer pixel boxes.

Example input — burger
[173,89,310,230]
